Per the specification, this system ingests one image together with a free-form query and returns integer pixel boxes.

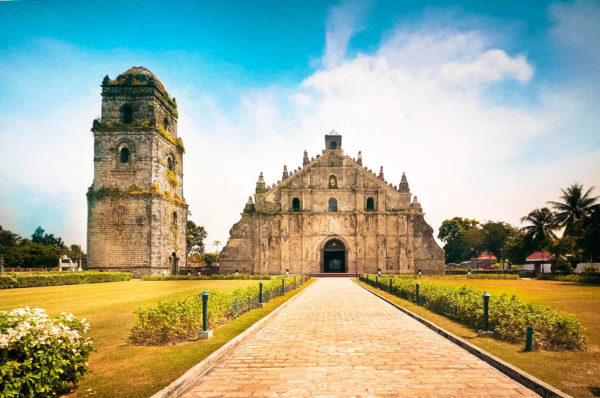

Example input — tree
[548,183,598,236]
[186,220,207,256]
[505,228,530,265]
[203,252,217,266]
[520,208,558,250]
[580,204,600,261]
[481,222,512,267]
[31,226,65,249]
[438,218,481,263]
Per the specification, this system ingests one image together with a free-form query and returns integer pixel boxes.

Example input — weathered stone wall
[87,67,187,277]
[220,141,444,275]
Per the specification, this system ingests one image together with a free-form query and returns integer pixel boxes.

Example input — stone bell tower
[87,66,187,277]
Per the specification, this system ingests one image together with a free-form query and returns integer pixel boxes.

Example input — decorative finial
[102,75,110,85]
[378,166,384,180]
[357,151,362,165]
[244,196,255,213]
[255,172,266,194]
[412,195,422,212]
[303,150,309,167]
[282,165,289,180]
[399,172,410,193]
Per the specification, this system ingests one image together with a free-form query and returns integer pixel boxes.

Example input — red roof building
[526,251,551,262]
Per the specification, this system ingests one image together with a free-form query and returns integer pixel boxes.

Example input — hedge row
[130,275,309,345]
[362,274,587,351]
[141,274,281,281]
[0,272,132,289]
[538,273,600,284]
[378,273,518,280]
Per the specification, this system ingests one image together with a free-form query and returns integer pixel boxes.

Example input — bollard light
[415,282,420,304]
[286,269,289,277]
[201,292,209,332]
[525,326,534,352]
[482,291,491,332]
[281,278,285,295]
[235,269,239,275]
[259,281,264,304]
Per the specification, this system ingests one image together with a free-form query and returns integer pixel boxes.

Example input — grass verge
[0,279,313,397]
[356,279,600,398]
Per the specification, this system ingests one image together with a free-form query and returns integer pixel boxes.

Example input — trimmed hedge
[0,307,94,396]
[0,272,132,289]
[141,274,281,281]
[362,274,587,351]
[130,275,309,345]
[538,273,600,284]
[376,274,518,280]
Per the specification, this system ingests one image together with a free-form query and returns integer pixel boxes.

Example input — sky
[0,0,599,251]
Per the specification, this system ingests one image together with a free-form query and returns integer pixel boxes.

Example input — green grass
[358,278,600,398]
[0,279,313,397]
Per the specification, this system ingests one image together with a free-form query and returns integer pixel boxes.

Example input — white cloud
[323,1,371,69]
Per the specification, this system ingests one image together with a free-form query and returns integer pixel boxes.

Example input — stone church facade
[87,66,187,277]
[220,131,445,275]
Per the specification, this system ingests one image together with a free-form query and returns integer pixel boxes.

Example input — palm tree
[548,183,598,236]
[520,207,558,250]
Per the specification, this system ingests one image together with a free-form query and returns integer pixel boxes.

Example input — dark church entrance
[323,239,346,273]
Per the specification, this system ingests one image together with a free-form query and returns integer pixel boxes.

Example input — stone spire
[378,166,384,180]
[244,196,255,213]
[357,151,362,166]
[412,195,423,212]
[399,172,410,193]
[282,165,289,180]
[303,150,309,167]
[255,172,267,194]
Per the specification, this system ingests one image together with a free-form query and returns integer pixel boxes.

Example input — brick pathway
[182,278,538,397]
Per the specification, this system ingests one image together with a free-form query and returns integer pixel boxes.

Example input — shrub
[362,275,587,351]
[130,275,308,345]
[0,307,94,396]
[0,272,132,289]
[539,273,600,284]
[141,274,280,281]
[466,273,519,280]
[583,265,599,274]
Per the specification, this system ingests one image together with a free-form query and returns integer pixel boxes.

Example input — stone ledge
[355,281,572,398]
[150,281,314,398]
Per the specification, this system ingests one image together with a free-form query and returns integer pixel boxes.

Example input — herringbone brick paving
[182,278,538,397]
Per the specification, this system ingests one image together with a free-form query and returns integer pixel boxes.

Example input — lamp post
[482,291,491,332]
[198,292,213,340]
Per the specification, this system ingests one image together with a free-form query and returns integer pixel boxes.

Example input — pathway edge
[354,280,572,398]
[151,280,315,398]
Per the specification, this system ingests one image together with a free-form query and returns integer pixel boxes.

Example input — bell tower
[87,66,188,277]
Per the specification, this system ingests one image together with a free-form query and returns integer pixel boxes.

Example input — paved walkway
[182,278,538,397]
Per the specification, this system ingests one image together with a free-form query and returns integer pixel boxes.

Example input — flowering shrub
[0,307,94,396]
[130,276,308,345]
[0,271,132,289]
[362,275,587,351]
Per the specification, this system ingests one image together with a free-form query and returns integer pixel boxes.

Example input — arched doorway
[323,239,346,273]
[170,252,179,275]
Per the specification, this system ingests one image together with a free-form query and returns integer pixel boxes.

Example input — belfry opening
[323,239,346,273]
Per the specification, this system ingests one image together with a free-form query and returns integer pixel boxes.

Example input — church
[220,131,445,275]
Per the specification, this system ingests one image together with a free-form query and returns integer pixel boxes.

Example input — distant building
[220,131,445,275]
[87,67,188,277]
[472,252,497,267]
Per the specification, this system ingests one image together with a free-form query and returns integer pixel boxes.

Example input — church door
[323,239,346,273]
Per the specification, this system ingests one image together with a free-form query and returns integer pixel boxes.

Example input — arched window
[120,147,130,163]
[172,211,178,225]
[328,175,337,189]
[121,104,133,124]
[167,156,174,171]
[163,117,169,128]
[366,197,375,211]
[292,197,301,212]
[328,198,338,212]
[330,141,337,150]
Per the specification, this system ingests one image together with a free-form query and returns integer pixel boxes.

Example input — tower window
[366,197,375,211]
[164,117,169,128]
[292,197,301,212]
[172,211,178,225]
[330,141,337,150]
[328,198,338,212]
[121,104,133,124]
[167,156,174,171]
[120,147,130,163]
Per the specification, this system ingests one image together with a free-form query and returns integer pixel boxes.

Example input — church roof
[108,66,169,95]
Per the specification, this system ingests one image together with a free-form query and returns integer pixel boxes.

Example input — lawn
[0,279,312,397]
[358,278,600,398]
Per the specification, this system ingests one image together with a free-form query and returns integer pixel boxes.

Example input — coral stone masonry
[220,130,445,275]
[87,66,187,277]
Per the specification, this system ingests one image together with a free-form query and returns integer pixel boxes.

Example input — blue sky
[0,0,599,250]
